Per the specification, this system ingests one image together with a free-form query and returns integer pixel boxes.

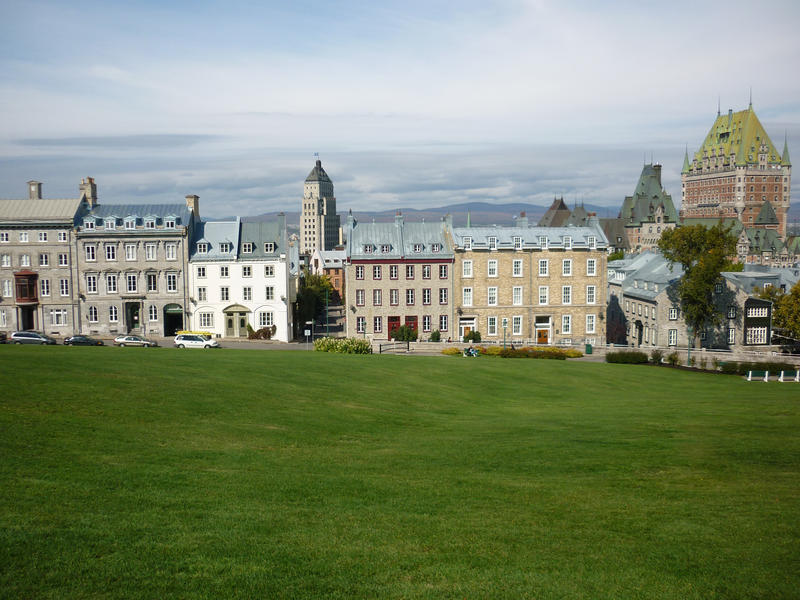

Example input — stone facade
[300,159,341,255]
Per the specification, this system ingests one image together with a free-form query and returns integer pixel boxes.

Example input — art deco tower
[300,159,341,255]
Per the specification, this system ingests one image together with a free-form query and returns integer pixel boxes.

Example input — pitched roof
[305,159,332,184]
[240,216,286,258]
[0,197,82,224]
[190,220,240,260]
[754,201,779,225]
[347,217,452,260]
[620,164,677,226]
[87,203,191,224]
[537,197,571,227]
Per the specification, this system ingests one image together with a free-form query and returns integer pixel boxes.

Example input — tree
[771,282,800,343]
[297,270,334,325]
[608,249,625,262]
[658,223,738,345]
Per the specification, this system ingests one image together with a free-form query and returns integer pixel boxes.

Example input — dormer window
[219,242,232,253]
[513,237,522,250]
[381,244,390,253]
[84,219,95,230]
[463,236,472,250]
[363,245,373,254]
[197,242,208,254]
[539,236,548,250]
[242,242,254,253]
[432,243,441,253]
[588,236,597,249]
[413,244,422,253]
[104,218,116,229]
[164,218,176,229]
[488,237,497,250]
[563,236,572,250]
[145,218,156,229]
[124,218,136,230]
[264,242,275,253]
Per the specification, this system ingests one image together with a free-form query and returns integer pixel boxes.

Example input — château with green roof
[681,102,791,240]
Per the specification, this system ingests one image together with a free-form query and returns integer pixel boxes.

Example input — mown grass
[1,346,798,599]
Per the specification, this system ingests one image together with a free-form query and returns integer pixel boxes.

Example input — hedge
[605,351,649,364]
[314,337,372,354]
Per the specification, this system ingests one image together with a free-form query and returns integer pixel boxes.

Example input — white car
[174,334,220,349]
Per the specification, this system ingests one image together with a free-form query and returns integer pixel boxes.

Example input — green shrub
[314,337,372,354]
[498,346,572,360]
[650,349,664,365]
[719,361,739,375]
[463,330,481,343]
[712,358,721,371]
[428,329,441,342]
[248,326,276,340]
[667,352,680,366]
[699,358,708,370]
[390,325,418,342]
[689,356,696,368]
[441,347,462,356]
[606,351,649,364]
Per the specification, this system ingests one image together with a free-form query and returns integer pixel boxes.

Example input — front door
[536,328,549,344]
[225,315,235,337]
[20,306,35,330]
[459,318,475,341]
[388,316,401,337]
[238,313,248,337]
[125,302,141,333]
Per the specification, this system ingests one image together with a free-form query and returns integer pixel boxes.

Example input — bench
[746,370,769,382]
[778,370,800,383]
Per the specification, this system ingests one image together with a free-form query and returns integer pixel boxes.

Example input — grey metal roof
[347,218,452,260]
[189,220,240,260]
[452,222,608,250]
[305,160,332,183]
[240,217,286,258]
[0,198,82,224]
[85,203,191,226]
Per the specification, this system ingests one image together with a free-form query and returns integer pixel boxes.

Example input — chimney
[79,177,98,207]
[346,209,356,230]
[517,211,528,228]
[185,195,200,220]
[653,163,662,187]
[394,210,404,227]
[27,180,42,200]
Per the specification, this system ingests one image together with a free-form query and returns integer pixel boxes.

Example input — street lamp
[502,317,508,350]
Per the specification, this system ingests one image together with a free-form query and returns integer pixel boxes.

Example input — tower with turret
[300,158,341,255]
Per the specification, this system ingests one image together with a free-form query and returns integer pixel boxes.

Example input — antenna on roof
[717,95,721,116]
[749,87,752,108]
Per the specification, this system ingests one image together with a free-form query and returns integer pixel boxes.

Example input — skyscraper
[300,159,341,255]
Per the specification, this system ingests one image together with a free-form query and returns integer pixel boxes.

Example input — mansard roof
[305,159,332,184]
[620,164,677,226]
[240,215,287,258]
[85,204,191,227]
[452,222,608,250]
[190,220,240,260]
[347,217,452,260]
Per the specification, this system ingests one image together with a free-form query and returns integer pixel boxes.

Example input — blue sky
[1,0,799,219]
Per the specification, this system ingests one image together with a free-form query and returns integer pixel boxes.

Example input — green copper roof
[689,105,782,169]
[782,136,792,166]
[754,201,779,225]
[681,148,690,174]
[620,164,677,226]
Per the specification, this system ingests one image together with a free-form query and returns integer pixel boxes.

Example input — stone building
[309,247,346,302]
[451,215,608,346]
[300,159,341,255]
[344,213,454,340]
[681,102,791,239]
[619,163,678,252]
[74,186,199,337]
[0,180,82,336]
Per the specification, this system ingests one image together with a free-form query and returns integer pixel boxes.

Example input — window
[512,259,522,277]
[727,306,736,319]
[102,244,116,261]
[747,306,769,318]
[355,289,365,306]
[109,306,118,322]
[105,218,116,230]
[106,274,117,293]
[264,265,275,277]
[167,273,177,293]
[196,266,206,279]
[488,316,497,336]
[125,244,136,261]
[390,289,399,306]
[165,218,176,229]
[145,218,156,230]
[538,286,548,305]
[0,255,8,267]
[243,286,252,301]
[422,288,431,305]
[38,253,49,267]
[463,260,473,277]
[463,287,473,306]
[562,286,571,305]
[381,244,390,254]
[439,265,448,279]
[83,220,94,231]
[197,242,208,254]
[165,243,177,261]
[200,312,213,328]
[371,316,382,333]
[390,265,398,279]
[563,236,572,249]
[147,273,158,292]
[220,266,229,278]
[488,237,497,250]
[220,286,230,301]
[562,315,571,334]
[727,327,735,344]
[587,236,597,249]
[259,312,274,327]
[242,265,252,278]
[265,286,275,301]
[373,289,382,306]
[538,259,548,276]
[197,287,207,301]
[513,286,522,305]
[405,289,415,306]
[20,255,30,267]
[423,315,431,332]
[354,316,366,333]
[439,315,448,331]
[87,275,98,294]
[85,245,96,262]
[714,282,723,294]
[463,236,472,250]
[439,288,448,304]
[0,232,8,243]
[668,329,678,345]
[487,287,497,306]
[513,236,522,250]
[406,265,414,279]
[373,265,382,280]
[2,280,10,297]
[512,316,522,336]
[60,279,70,296]
[586,314,596,334]
[143,243,156,261]
[264,242,275,253]
[539,236,548,249]
[355,265,364,280]
[487,260,498,277]
[586,285,596,304]
[220,242,233,253]
[40,279,50,297]
[49,309,68,325]
[363,244,373,254]
[58,253,68,267]
[432,243,441,253]
[148,305,158,321]
[669,307,678,320]
[562,259,572,276]
[413,244,422,253]
[242,242,254,254]
[38,231,48,242]
[587,258,596,276]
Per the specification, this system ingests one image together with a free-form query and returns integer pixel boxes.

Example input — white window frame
[562,285,572,305]
[487,260,498,277]
[463,287,473,307]
[513,286,522,306]
[463,260,473,278]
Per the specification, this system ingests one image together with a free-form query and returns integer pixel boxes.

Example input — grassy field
[1,346,798,599]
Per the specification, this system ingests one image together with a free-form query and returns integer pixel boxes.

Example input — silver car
[11,331,58,345]
[113,335,158,347]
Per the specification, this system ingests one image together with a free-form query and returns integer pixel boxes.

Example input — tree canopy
[758,282,800,344]
[297,270,334,325]
[658,223,739,342]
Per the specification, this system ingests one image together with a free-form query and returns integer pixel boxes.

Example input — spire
[749,87,752,109]
[682,145,690,174]
[782,132,792,166]
[717,95,721,116]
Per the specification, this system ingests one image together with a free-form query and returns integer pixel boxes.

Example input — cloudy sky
[1,0,799,220]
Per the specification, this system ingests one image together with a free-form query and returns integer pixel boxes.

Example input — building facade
[681,103,791,239]
[619,163,678,252]
[451,218,608,345]
[300,159,341,255]
[309,247,346,302]
[344,213,454,340]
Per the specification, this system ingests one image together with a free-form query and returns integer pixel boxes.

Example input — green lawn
[1,346,798,599]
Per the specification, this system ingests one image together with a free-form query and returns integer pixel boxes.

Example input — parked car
[64,335,105,346]
[174,334,221,349]
[113,335,158,347]
[10,331,58,345]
